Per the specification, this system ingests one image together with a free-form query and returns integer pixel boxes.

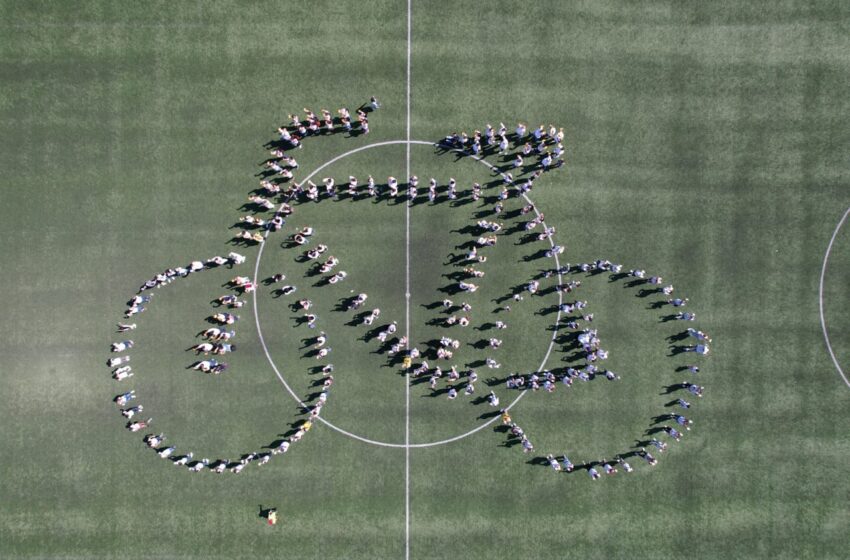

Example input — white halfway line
[405,1,413,558]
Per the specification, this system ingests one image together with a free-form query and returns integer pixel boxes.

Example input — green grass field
[2,1,850,558]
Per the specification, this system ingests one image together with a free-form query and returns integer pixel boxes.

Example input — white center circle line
[251,139,564,448]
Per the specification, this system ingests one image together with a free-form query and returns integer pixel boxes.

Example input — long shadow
[454,240,477,250]
[272,288,297,298]
[334,296,359,312]
[410,375,431,387]
[667,331,690,342]
[526,456,550,467]
[422,385,452,398]
[442,271,468,282]
[438,284,464,296]
[443,253,469,266]
[516,233,539,245]
[637,288,660,298]
[668,345,688,356]
[661,382,689,395]
[522,249,549,262]
[651,414,674,425]
[346,311,371,326]
[362,324,392,343]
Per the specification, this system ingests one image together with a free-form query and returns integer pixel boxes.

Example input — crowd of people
[108,100,389,474]
[495,257,710,477]
[110,248,327,472]
[113,255,243,429]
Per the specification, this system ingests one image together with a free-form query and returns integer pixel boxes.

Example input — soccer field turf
[2,1,850,558]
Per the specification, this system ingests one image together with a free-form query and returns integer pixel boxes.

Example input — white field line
[819,206,850,389]
[405,1,413,558]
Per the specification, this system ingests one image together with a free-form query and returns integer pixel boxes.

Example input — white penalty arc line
[819,205,850,389]
[252,139,563,448]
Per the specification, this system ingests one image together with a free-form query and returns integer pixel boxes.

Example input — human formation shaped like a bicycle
[109,100,710,478]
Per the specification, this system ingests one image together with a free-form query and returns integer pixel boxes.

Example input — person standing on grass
[111,340,134,352]
[501,409,511,425]
[664,426,683,441]
[121,405,143,418]
[158,446,176,459]
[640,448,658,466]
[674,415,692,430]
[145,433,164,448]
[115,390,135,406]
[649,438,667,453]
[447,178,457,200]
[515,122,527,142]
[128,418,151,432]
[553,143,564,159]
[173,452,193,466]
